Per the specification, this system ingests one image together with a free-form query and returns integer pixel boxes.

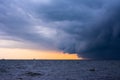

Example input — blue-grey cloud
[0,0,120,59]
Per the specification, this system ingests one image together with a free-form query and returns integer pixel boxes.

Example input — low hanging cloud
[0,0,120,59]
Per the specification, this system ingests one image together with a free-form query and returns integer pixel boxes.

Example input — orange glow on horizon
[0,48,82,60]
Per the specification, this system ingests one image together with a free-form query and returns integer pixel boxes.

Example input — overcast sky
[0,0,120,59]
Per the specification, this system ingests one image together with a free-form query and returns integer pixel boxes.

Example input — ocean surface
[0,60,120,80]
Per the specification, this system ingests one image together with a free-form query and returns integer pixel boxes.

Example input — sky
[0,0,120,60]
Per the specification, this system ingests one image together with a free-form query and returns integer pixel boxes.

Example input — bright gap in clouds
[0,48,81,60]
[0,39,82,60]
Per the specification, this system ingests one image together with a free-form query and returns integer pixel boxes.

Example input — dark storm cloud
[0,0,120,59]
[0,0,56,49]
[33,0,103,22]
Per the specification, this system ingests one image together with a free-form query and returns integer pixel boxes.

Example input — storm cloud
[0,0,120,59]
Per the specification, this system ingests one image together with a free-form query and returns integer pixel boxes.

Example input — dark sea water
[0,60,120,80]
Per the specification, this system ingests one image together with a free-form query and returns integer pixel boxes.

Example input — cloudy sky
[0,0,120,59]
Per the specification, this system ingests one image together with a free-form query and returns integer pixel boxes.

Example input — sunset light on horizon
[0,48,81,60]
